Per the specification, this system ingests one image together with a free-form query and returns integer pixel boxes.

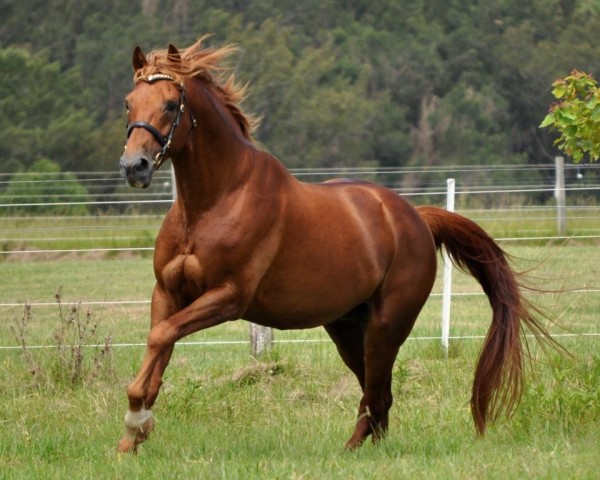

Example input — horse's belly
[246,298,361,330]
[246,268,376,329]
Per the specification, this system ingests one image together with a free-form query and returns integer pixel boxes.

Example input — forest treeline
[1,0,599,194]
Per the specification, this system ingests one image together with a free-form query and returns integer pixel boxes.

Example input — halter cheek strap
[126,78,197,170]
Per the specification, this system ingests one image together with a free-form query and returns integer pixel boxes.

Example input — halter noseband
[126,74,197,170]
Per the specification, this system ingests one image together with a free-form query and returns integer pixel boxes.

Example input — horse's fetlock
[126,383,145,406]
[124,407,153,430]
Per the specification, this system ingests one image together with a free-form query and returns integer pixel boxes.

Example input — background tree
[541,70,600,162]
[0,48,96,172]
[1,0,599,198]
[0,158,89,215]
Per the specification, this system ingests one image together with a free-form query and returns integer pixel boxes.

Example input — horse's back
[305,179,435,254]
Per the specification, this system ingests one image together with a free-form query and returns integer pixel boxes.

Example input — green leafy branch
[540,70,600,163]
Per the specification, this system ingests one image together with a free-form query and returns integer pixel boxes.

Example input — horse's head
[120,45,196,188]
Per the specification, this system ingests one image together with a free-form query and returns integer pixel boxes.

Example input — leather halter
[126,75,197,170]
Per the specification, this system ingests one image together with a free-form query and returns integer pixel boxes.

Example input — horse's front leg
[117,282,242,453]
[117,285,176,453]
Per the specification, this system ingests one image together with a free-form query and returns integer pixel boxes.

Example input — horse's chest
[160,254,204,293]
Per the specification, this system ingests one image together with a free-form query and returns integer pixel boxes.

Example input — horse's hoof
[120,408,155,452]
[344,432,367,451]
[117,437,137,454]
[344,439,364,451]
[137,416,155,443]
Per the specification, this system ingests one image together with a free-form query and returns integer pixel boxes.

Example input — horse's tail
[416,205,553,434]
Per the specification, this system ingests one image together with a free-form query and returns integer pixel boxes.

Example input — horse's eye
[165,101,178,113]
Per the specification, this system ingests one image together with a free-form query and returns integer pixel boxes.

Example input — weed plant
[10,291,114,390]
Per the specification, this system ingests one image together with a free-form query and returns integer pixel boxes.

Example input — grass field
[0,238,599,478]
[1,204,600,253]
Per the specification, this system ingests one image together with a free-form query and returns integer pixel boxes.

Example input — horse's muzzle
[119,155,154,188]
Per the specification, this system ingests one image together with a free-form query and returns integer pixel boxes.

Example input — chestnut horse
[117,39,551,453]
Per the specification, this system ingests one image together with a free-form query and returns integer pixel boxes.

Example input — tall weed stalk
[11,290,114,389]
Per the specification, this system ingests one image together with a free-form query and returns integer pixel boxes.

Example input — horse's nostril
[136,158,150,172]
[119,159,131,178]
[120,155,153,187]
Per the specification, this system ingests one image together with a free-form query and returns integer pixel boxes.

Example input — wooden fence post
[250,323,273,357]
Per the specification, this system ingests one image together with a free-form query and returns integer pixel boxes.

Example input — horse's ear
[132,46,148,71]
[167,44,181,63]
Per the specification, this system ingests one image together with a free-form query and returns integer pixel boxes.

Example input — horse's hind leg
[344,290,431,450]
[324,304,369,391]
[342,322,397,449]
[324,307,375,449]
[324,304,399,449]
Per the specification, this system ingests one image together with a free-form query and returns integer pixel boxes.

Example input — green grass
[0,214,163,252]
[1,205,599,252]
[0,242,598,478]
[462,205,600,239]
[0,341,598,478]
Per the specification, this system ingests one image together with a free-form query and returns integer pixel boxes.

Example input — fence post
[250,323,273,357]
[441,178,455,356]
[554,156,567,236]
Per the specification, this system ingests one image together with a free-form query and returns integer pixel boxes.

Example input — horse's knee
[147,322,176,351]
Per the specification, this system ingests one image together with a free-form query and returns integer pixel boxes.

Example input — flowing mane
[133,36,258,141]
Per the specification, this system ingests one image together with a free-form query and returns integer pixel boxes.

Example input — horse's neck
[169,87,240,211]
[170,83,295,221]
[171,143,296,229]
[171,142,250,215]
